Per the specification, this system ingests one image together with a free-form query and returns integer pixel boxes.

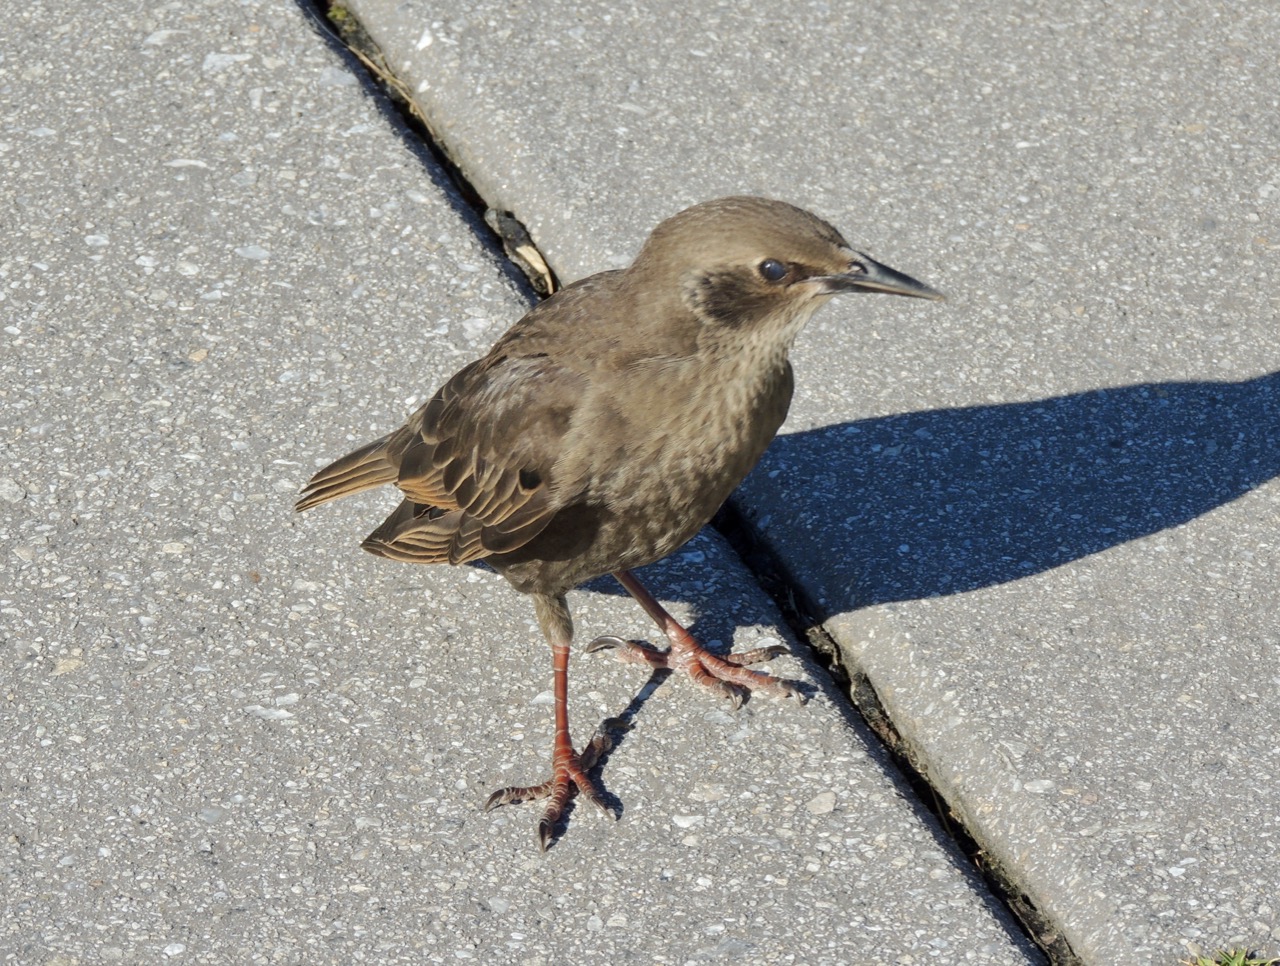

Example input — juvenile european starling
[297,196,942,849]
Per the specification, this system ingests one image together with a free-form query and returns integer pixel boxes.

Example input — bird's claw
[584,634,627,654]
[484,783,540,811]
[586,634,671,668]
[485,731,618,850]
[721,643,789,667]
[712,679,748,710]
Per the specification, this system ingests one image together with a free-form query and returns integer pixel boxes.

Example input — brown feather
[295,435,397,511]
[295,311,597,565]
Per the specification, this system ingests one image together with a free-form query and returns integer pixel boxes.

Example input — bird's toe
[585,635,670,669]
[721,644,789,667]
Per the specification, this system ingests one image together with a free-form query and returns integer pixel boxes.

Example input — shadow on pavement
[736,370,1278,615]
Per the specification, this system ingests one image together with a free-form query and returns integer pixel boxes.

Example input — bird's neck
[699,299,816,379]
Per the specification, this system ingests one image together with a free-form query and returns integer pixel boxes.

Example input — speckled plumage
[297,196,941,848]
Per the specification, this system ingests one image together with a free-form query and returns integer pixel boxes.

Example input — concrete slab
[0,1,1031,962]
[339,0,1280,961]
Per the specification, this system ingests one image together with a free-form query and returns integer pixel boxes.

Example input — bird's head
[632,196,942,355]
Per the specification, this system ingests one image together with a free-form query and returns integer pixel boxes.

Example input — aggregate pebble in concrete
[0,1,1033,962]
[338,0,1280,961]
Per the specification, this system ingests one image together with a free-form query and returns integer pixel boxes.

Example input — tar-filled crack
[296,0,558,301]
[295,1,1071,961]
[714,499,1072,966]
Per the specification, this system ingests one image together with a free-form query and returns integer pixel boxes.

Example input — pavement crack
[712,498,1074,966]
[295,0,558,298]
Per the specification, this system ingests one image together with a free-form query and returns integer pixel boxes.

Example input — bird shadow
[735,369,1279,616]
[569,371,1277,618]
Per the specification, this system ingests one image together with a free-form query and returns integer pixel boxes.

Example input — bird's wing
[362,350,588,566]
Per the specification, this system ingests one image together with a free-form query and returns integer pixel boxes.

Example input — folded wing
[296,351,584,566]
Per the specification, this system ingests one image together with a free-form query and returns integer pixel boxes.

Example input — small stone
[243,705,294,720]
[318,66,357,87]
[203,52,251,73]
[806,791,837,814]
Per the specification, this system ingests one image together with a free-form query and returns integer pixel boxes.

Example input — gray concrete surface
[340,0,1280,962]
[0,2,1036,963]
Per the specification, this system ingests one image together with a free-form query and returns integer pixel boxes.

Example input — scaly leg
[484,593,613,850]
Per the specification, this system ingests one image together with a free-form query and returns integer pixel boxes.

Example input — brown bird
[296,196,942,849]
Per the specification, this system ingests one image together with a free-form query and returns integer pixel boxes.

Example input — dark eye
[758,259,787,282]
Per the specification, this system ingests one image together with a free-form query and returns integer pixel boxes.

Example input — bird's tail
[296,434,397,512]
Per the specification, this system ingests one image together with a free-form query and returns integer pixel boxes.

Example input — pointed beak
[815,252,944,301]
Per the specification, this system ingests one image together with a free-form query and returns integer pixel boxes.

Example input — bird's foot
[607,570,806,707]
[484,730,615,851]
[587,633,802,709]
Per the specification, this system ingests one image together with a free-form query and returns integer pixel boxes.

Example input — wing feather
[295,434,398,511]
[299,272,620,566]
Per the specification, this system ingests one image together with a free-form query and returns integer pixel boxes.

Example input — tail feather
[296,435,397,511]
[360,502,487,565]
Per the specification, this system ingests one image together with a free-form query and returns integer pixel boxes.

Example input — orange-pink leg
[485,593,613,850]
[585,570,803,707]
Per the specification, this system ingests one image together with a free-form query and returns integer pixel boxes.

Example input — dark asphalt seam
[295,0,551,304]
[714,500,1070,965]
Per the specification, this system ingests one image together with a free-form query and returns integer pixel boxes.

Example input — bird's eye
[758,259,788,283]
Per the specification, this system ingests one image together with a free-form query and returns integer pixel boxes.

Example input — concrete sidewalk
[337,0,1280,963]
[2,2,1035,963]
